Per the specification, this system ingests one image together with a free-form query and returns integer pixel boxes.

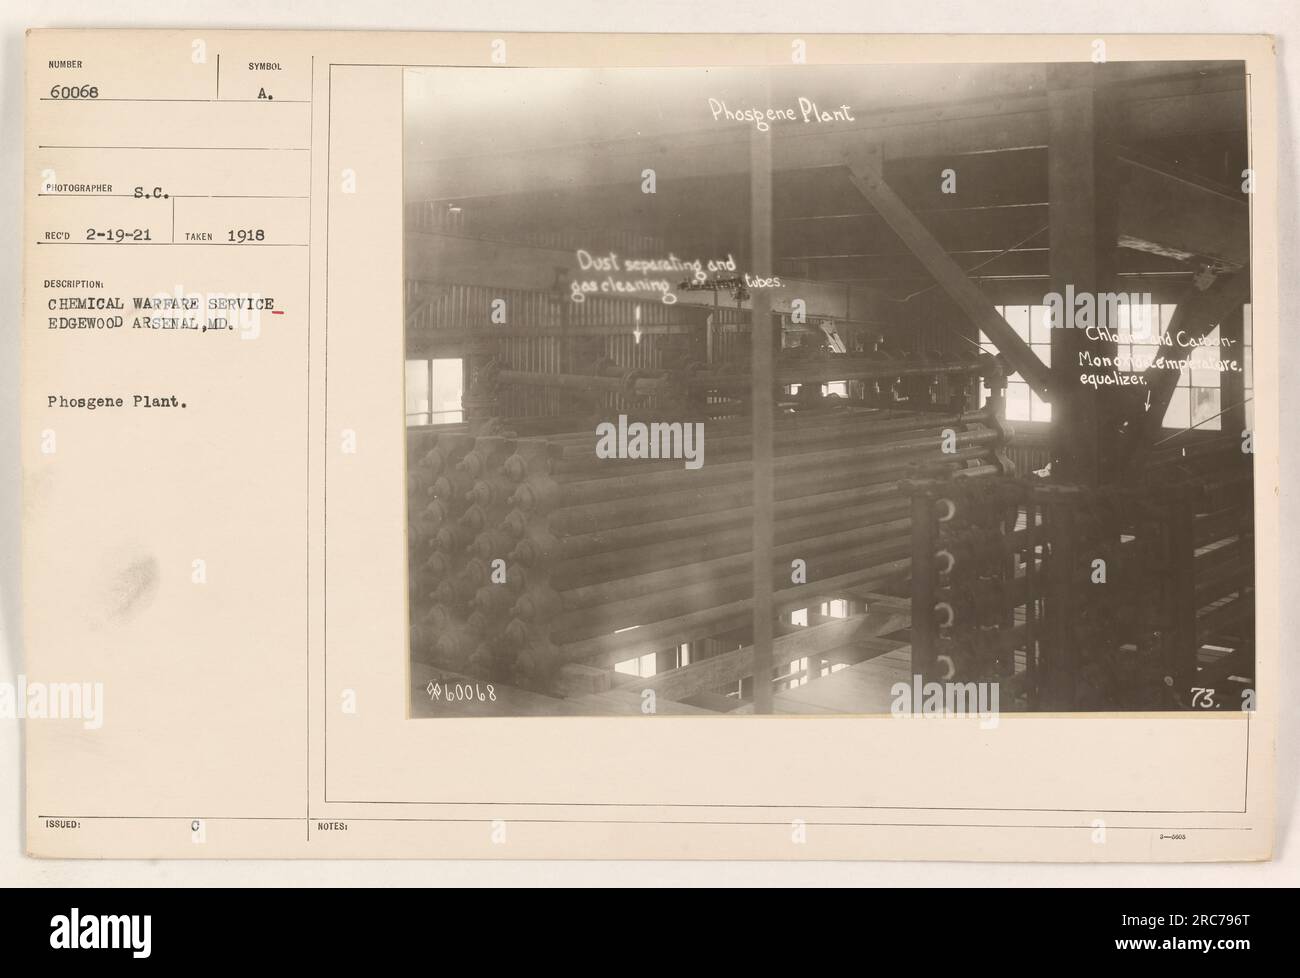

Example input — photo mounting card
[21,29,1278,860]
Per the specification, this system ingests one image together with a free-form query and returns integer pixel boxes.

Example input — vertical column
[910,493,937,681]
[1047,64,1118,486]
[1168,490,1198,705]
[462,352,499,425]
[1220,303,1247,439]
[750,119,775,713]
[1046,500,1077,709]
[1023,499,1039,707]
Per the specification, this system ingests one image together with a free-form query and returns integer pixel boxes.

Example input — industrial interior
[402,62,1254,716]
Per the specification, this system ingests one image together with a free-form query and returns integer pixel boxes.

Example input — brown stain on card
[103,553,160,622]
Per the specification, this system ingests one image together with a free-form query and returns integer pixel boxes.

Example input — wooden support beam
[910,494,938,681]
[1044,503,1077,709]
[1219,302,1248,439]
[779,202,1050,261]
[750,121,776,714]
[1116,155,1249,268]
[843,160,1053,398]
[1168,493,1199,703]
[1047,65,1120,485]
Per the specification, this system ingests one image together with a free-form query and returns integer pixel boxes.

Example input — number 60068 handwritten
[426,681,496,703]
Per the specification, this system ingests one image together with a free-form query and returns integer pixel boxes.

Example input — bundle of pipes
[404,406,1011,692]
[487,350,992,418]
[692,358,989,391]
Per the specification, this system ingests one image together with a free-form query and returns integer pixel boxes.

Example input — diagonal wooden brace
[844,160,1055,400]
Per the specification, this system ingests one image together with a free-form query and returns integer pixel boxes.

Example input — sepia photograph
[403,61,1255,718]
[11,5,1290,890]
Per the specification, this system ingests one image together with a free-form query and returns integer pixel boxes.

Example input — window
[614,651,658,678]
[1162,325,1221,432]
[782,655,822,687]
[405,358,464,425]
[615,644,690,676]
[979,304,1052,423]
[1110,304,1221,432]
[786,382,848,398]
[980,302,1229,430]
[404,360,429,424]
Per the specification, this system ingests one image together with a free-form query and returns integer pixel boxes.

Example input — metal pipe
[551,554,913,665]
[532,486,907,563]
[557,517,914,611]
[496,368,666,397]
[551,539,912,643]
[526,427,1002,510]
[545,445,997,534]
[694,360,986,389]
[539,410,993,476]
[542,409,989,460]
[549,498,912,589]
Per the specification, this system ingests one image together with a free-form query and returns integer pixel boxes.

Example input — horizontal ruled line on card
[38,194,310,199]
[39,97,310,103]
[38,145,310,151]
[35,241,308,247]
